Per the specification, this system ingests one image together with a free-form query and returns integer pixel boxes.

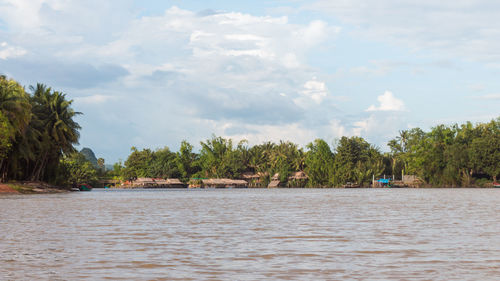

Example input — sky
[0,0,499,163]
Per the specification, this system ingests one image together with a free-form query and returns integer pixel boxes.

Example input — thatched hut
[133,177,156,187]
[153,178,186,188]
[132,178,186,188]
[201,178,248,188]
[287,171,308,187]
[268,180,280,188]
[242,172,268,187]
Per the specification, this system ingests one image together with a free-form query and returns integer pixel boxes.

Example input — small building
[153,178,186,188]
[132,178,186,188]
[268,173,281,188]
[133,177,156,187]
[242,172,268,187]
[197,178,248,188]
[268,180,280,188]
[287,171,308,187]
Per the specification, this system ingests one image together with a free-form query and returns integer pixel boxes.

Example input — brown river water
[1,188,500,280]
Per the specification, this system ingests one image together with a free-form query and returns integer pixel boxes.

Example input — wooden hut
[133,177,156,187]
[132,178,186,188]
[153,178,186,188]
[268,173,281,188]
[268,180,280,188]
[287,171,308,187]
[201,178,248,188]
[242,172,268,187]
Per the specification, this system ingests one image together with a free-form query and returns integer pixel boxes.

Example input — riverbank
[0,181,70,194]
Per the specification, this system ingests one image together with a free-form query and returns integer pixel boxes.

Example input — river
[1,188,500,280]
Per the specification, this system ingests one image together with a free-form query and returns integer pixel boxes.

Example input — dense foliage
[388,119,500,186]
[0,76,82,184]
[118,119,499,187]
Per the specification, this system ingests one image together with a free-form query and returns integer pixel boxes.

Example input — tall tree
[305,139,334,187]
[29,84,81,181]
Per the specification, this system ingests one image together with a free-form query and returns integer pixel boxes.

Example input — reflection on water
[1,189,500,280]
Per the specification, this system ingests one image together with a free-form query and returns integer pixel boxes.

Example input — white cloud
[222,122,318,147]
[366,91,405,112]
[295,77,329,106]
[306,1,500,64]
[74,94,114,104]
[0,42,27,60]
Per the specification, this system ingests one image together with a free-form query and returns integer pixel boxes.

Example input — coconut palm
[0,76,31,181]
[0,76,31,135]
[29,84,81,181]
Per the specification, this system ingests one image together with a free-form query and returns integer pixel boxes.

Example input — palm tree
[0,76,31,181]
[0,76,31,135]
[29,84,81,181]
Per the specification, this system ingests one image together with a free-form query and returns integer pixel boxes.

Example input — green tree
[149,147,179,178]
[0,76,32,181]
[176,140,200,181]
[305,139,334,187]
[28,84,81,182]
[470,118,500,182]
[97,157,105,174]
[122,147,153,179]
[0,112,14,160]
[199,135,235,178]
[57,152,98,187]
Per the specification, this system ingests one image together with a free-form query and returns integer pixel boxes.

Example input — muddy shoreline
[0,182,70,194]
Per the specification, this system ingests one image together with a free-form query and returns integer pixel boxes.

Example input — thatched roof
[241,172,268,179]
[134,178,155,184]
[154,179,169,185]
[135,177,153,182]
[166,178,183,185]
[202,179,247,186]
[133,178,184,186]
[268,180,280,188]
[242,172,260,179]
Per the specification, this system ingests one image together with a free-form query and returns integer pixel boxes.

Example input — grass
[7,183,34,194]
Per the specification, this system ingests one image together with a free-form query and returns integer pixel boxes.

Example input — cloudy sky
[1,0,499,163]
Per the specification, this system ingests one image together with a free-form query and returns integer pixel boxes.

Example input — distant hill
[80,148,98,167]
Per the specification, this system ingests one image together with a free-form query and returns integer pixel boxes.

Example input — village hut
[242,171,268,187]
[268,173,281,188]
[287,171,309,187]
[242,172,261,180]
[166,178,186,188]
[268,180,280,188]
[153,178,186,188]
[201,178,248,188]
[133,177,156,187]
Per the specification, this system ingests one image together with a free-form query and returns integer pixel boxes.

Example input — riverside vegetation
[1,75,499,188]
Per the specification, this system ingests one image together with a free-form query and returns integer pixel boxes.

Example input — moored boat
[493,182,500,188]
[79,184,93,191]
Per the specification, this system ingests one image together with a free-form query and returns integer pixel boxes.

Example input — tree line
[1,75,498,187]
[113,117,499,187]
[0,75,86,186]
